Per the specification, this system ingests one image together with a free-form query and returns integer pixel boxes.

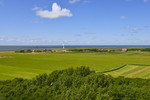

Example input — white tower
[62,44,65,49]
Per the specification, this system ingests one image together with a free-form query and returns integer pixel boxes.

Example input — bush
[0,67,150,100]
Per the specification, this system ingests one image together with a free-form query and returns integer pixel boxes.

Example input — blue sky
[0,0,150,45]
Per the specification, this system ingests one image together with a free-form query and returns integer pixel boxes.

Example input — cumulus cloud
[69,0,80,4]
[33,3,73,19]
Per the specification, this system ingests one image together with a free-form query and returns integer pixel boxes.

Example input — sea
[0,45,150,51]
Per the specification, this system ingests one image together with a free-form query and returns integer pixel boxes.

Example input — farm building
[122,48,127,52]
[43,49,53,52]
[97,48,107,52]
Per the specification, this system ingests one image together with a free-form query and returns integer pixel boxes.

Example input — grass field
[0,50,150,80]
[105,65,150,79]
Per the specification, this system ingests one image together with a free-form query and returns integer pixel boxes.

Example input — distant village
[97,48,127,52]
[15,48,128,53]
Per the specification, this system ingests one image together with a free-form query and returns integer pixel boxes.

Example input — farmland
[0,48,150,80]
[105,65,150,79]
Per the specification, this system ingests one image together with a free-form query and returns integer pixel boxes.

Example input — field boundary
[130,64,150,66]
[98,64,127,74]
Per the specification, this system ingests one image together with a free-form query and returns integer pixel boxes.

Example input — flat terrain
[105,65,150,79]
[0,50,150,80]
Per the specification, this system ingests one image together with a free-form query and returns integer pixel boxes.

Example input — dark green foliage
[26,49,32,53]
[68,49,103,52]
[34,49,43,52]
[142,48,150,51]
[15,49,32,53]
[128,48,141,51]
[15,50,26,53]
[0,67,150,100]
[128,48,150,52]
[15,49,53,53]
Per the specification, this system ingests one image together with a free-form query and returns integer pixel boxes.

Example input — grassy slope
[105,65,150,79]
[0,51,150,80]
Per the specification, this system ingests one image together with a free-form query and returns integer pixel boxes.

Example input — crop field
[0,50,150,80]
[105,65,150,79]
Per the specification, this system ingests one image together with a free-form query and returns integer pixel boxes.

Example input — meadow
[0,48,150,80]
[105,65,150,79]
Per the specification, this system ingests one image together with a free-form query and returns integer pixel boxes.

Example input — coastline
[0,45,150,51]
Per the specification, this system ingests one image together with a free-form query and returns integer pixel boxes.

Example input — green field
[105,65,150,79]
[0,50,150,80]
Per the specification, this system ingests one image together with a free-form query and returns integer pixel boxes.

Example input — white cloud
[144,0,149,2]
[69,0,80,4]
[122,26,143,33]
[32,7,42,11]
[120,16,126,19]
[0,36,53,45]
[126,0,149,3]
[0,36,72,45]
[83,0,90,3]
[69,0,90,4]
[33,3,73,19]
[132,28,141,31]
[0,36,18,43]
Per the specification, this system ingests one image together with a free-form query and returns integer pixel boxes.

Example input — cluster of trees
[70,48,150,53]
[0,66,150,100]
[68,49,107,52]
[15,49,53,53]
[15,49,33,53]
[128,48,150,52]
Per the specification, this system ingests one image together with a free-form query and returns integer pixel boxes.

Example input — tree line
[0,66,150,100]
